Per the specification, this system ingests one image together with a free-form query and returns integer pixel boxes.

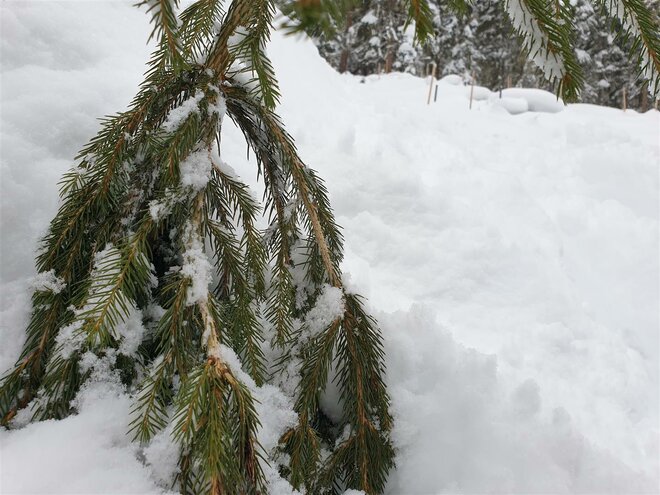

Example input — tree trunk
[338,12,353,73]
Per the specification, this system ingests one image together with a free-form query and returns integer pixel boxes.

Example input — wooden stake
[426,62,437,105]
[469,72,475,110]
[622,87,627,112]
[641,82,648,112]
[507,75,512,88]
[434,85,439,102]
[384,47,394,73]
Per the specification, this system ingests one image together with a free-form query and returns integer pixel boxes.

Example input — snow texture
[53,321,85,360]
[1,2,658,494]
[148,188,185,221]
[179,148,212,191]
[490,95,530,114]
[500,87,565,112]
[303,283,345,338]
[180,227,212,306]
[30,269,66,294]
[161,90,204,133]
[116,306,147,356]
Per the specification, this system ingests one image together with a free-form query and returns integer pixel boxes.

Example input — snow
[179,148,212,191]
[467,84,492,102]
[303,283,345,338]
[148,189,185,221]
[500,87,566,113]
[432,76,565,114]
[489,95,530,114]
[361,11,378,25]
[179,226,212,306]
[116,306,147,356]
[143,423,179,488]
[29,269,66,294]
[384,311,654,493]
[53,321,85,360]
[438,74,463,85]
[1,381,169,494]
[1,2,659,494]
[161,90,204,133]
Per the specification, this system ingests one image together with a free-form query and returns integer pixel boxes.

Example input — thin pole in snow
[641,82,648,111]
[469,72,476,110]
[426,62,437,105]
[434,85,439,102]
[622,87,627,112]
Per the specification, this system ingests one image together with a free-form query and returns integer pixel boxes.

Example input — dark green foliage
[0,1,394,494]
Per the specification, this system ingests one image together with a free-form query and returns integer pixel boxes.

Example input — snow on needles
[30,269,66,294]
[161,90,204,133]
[505,0,565,81]
[180,227,212,306]
[161,87,226,135]
[180,148,212,191]
[303,284,345,337]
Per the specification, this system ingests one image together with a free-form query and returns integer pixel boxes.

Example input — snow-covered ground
[1,2,659,494]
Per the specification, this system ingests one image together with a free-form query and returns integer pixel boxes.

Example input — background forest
[302,0,659,110]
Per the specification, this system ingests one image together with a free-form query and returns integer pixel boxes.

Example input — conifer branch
[594,0,660,95]
[137,0,185,71]
[404,0,435,43]
[504,0,584,100]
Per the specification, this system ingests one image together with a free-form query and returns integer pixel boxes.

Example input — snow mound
[467,84,493,101]
[501,87,565,112]
[432,75,564,114]
[438,74,463,86]
[490,95,530,114]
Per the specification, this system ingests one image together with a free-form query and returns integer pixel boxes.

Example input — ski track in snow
[1,2,658,494]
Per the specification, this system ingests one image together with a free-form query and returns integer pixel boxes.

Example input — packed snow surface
[1,2,659,494]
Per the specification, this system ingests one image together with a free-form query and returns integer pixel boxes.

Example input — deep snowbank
[1,2,658,494]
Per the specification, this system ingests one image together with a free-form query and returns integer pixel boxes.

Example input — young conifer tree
[1,1,659,495]
[0,1,405,493]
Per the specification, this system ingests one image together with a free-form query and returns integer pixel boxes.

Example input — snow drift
[1,2,658,494]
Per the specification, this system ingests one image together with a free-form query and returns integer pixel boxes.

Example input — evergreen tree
[0,1,396,493]
[310,1,410,76]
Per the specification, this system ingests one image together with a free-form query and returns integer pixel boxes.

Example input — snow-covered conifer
[0,1,394,493]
